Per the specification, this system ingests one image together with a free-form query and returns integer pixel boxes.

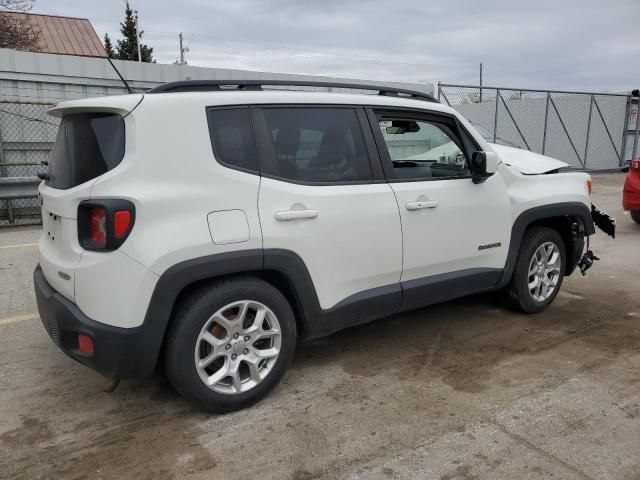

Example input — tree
[0,0,40,51]
[103,33,115,58]
[115,2,154,62]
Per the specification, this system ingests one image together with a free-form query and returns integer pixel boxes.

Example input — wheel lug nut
[225,344,231,350]
[231,353,237,360]
[233,333,239,339]
[244,336,250,341]
[243,348,249,354]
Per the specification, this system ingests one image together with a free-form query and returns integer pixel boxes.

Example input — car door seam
[387,183,405,285]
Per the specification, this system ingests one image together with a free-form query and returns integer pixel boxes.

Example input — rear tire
[164,277,297,413]
[504,227,566,314]
[631,210,640,224]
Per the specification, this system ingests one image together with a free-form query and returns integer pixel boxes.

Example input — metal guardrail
[0,100,56,226]
[0,176,40,199]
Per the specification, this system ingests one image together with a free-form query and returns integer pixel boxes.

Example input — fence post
[437,82,441,102]
[583,95,594,168]
[632,98,640,163]
[620,95,631,166]
[493,89,499,143]
[631,102,640,160]
[0,120,16,224]
[542,92,550,155]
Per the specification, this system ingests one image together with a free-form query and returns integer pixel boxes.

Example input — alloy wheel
[194,300,282,395]
[527,241,561,302]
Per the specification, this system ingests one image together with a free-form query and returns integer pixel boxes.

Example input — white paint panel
[75,250,159,328]
[92,99,264,275]
[38,213,83,302]
[259,178,402,309]
[391,174,512,281]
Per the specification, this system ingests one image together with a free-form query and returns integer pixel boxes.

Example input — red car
[623,158,640,223]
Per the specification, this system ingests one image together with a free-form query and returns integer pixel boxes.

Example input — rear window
[47,113,125,189]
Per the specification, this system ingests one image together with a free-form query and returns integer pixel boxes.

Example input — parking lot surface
[0,172,638,480]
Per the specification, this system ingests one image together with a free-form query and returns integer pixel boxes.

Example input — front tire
[164,277,297,413]
[505,227,565,313]
[631,210,640,224]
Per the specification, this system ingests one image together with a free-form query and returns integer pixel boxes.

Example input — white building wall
[0,48,433,103]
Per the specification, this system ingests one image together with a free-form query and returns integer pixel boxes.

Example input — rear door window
[259,107,373,183]
[48,113,125,190]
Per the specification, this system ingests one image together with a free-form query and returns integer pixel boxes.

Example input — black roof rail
[147,79,438,102]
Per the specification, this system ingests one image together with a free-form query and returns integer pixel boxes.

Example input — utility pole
[479,62,483,102]
[178,32,188,65]
[134,9,142,62]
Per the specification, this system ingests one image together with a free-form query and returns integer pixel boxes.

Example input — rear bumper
[34,265,157,379]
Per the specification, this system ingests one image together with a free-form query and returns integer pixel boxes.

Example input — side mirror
[471,151,498,183]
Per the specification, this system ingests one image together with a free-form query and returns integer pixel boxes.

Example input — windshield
[472,123,494,140]
[470,122,522,149]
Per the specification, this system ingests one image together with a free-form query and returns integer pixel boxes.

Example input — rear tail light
[586,178,592,196]
[90,207,107,247]
[114,210,132,238]
[78,200,135,251]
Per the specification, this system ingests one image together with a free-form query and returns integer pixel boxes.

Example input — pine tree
[115,2,154,62]
[103,33,115,58]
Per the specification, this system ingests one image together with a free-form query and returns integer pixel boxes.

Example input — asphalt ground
[0,172,638,480]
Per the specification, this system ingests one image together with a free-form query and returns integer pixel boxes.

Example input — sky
[31,0,640,92]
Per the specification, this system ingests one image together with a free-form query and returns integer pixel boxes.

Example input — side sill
[401,268,502,313]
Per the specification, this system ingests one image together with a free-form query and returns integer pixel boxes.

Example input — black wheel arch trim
[497,201,595,288]
[142,248,401,358]
[33,251,495,380]
[141,249,495,372]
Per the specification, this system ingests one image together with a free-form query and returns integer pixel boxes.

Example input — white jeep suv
[34,80,613,412]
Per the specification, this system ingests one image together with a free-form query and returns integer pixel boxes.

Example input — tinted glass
[378,118,470,180]
[262,108,372,183]
[208,108,257,172]
[48,113,125,189]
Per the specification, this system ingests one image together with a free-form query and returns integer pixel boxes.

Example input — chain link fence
[0,100,57,226]
[438,84,638,171]
[1,83,638,226]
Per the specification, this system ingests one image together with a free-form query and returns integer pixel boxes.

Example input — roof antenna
[106,56,133,94]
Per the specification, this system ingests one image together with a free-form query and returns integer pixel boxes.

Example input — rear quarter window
[48,113,125,190]
[207,108,258,173]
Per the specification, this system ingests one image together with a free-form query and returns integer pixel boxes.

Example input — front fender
[498,202,595,288]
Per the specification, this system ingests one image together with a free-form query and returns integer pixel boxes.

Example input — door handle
[274,209,318,221]
[405,200,439,211]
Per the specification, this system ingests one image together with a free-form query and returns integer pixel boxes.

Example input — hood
[490,143,569,174]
